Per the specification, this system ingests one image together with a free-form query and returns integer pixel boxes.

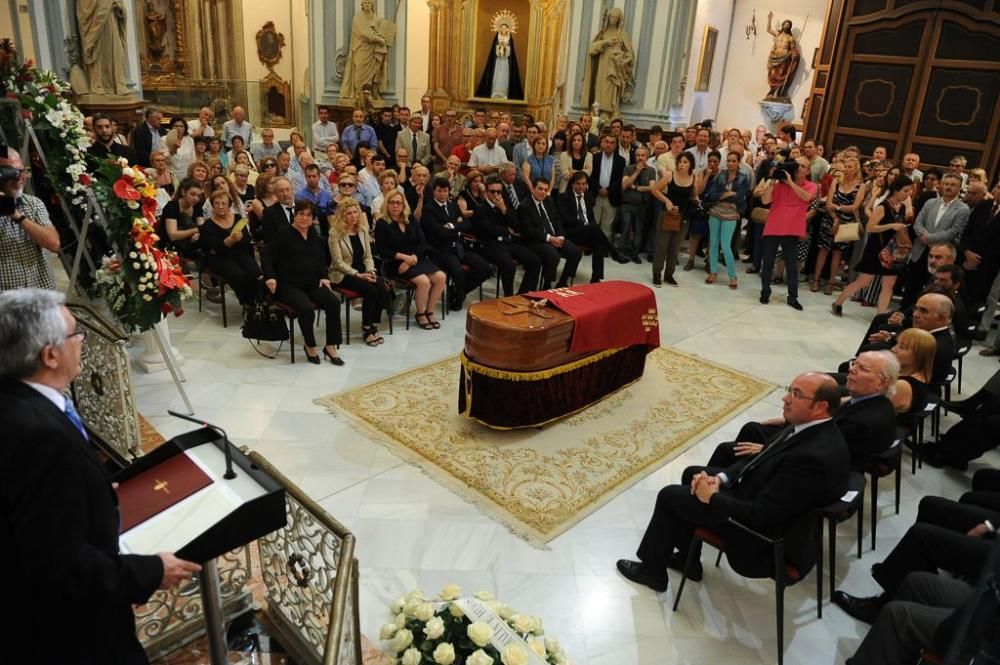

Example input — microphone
[167,410,237,480]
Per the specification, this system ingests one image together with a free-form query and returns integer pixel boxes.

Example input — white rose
[439,583,462,601]
[496,603,513,620]
[467,621,493,648]
[404,597,424,618]
[474,590,495,601]
[467,650,494,665]
[509,614,536,635]
[543,637,561,655]
[391,628,413,653]
[133,262,141,269]
[528,639,546,659]
[142,294,153,301]
[501,644,528,665]
[390,596,406,615]
[122,167,135,178]
[414,602,435,622]
[405,589,426,602]
[448,603,464,618]
[401,647,422,665]
[423,616,445,640]
[433,642,456,665]
[379,623,398,640]
[394,612,407,629]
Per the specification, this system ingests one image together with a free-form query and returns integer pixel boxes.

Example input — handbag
[708,201,740,221]
[750,207,770,224]
[241,302,290,343]
[834,221,861,243]
[660,207,682,232]
[879,228,912,270]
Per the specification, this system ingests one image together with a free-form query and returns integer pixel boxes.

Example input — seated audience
[329,199,390,347]
[516,178,581,290]
[166,115,196,178]
[251,128,283,164]
[198,189,261,306]
[889,328,935,415]
[248,172,276,240]
[556,171,629,283]
[161,178,204,259]
[373,190,446,330]
[471,175,542,296]
[230,164,256,206]
[262,200,344,365]
[296,163,335,223]
[147,150,178,197]
[260,176,296,244]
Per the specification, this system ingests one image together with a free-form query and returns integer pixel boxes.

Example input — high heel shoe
[322,347,345,366]
[424,311,441,329]
[414,312,434,330]
[303,346,321,365]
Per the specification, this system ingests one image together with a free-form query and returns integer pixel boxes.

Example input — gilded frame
[695,25,719,92]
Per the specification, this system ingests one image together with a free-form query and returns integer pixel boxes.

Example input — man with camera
[0,146,60,292]
[758,155,817,310]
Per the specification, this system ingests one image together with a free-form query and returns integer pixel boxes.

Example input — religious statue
[75,0,130,97]
[580,8,635,118]
[340,0,397,104]
[144,1,168,64]
[764,12,801,101]
[475,10,523,100]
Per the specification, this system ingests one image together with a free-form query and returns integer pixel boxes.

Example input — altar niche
[471,0,530,102]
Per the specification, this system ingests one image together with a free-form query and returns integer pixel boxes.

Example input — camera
[0,165,20,185]
[771,159,798,182]
[0,194,16,217]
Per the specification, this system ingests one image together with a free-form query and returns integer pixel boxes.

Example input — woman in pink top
[758,157,818,310]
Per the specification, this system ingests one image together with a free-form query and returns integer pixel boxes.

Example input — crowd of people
[2,96,999,663]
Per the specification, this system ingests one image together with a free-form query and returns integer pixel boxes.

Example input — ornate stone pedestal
[759,99,794,123]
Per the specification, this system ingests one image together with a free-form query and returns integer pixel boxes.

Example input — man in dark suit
[474,175,542,295]
[498,161,530,210]
[617,372,849,592]
[88,113,136,164]
[0,288,200,665]
[713,351,899,474]
[557,171,629,282]
[516,178,582,290]
[260,176,297,244]
[959,189,1000,306]
[589,134,626,239]
[129,106,166,168]
[422,177,493,310]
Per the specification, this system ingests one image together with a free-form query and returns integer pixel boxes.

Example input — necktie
[538,202,554,235]
[732,426,794,485]
[64,398,89,442]
[286,206,293,224]
[508,184,519,209]
[577,195,587,226]
[411,133,418,157]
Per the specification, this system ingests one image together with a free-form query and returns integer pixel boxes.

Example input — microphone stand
[167,410,237,480]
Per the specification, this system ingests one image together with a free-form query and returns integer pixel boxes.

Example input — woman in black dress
[890,328,935,415]
[199,189,261,306]
[262,200,344,365]
[374,190,446,330]
[161,177,204,260]
[833,175,914,315]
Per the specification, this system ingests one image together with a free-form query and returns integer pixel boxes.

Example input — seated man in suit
[0,288,201,664]
[556,171,629,283]
[498,161,529,211]
[473,175,542,295]
[260,176,297,245]
[516,178,582,290]
[845,293,955,386]
[713,351,898,474]
[923,367,1000,469]
[421,177,493,310]
[616,372,849,592]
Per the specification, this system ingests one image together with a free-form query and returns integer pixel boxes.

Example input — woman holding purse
[832,175,914,315]
[650,152,695,287]
[813,156,866,294]
[703,152,751,289]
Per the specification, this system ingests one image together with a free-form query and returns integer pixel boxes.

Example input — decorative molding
[854,78,895,118]
[256,21,286,72]
[934,84,980,126]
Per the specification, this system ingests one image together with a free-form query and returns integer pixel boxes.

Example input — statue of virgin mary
[475,10,523,100]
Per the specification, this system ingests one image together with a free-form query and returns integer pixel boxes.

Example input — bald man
[618,372,849,591]
[468,127,507,174]
[221,106,253,150]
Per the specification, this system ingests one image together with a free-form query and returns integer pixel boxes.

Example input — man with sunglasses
[473,175,542,295]
[0,146,60,291]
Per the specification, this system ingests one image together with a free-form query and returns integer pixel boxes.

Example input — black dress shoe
[787,298,803,311]
[615,559,668,592]
[668,552,703,581]
[322,348,346,366]
[832,590,884,624]
[631,255,643,265]
[611,248,630,264]
[303,347,321,365]
[760,293,770,304]
[665,276,678,287]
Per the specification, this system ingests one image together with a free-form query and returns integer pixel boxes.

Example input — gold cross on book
[153,479,170,494]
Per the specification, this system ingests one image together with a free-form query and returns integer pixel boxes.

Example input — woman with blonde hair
[813,155,866,294]
[890,328,935,414]
[371,169,401,214]
[329,198,390,346]
[373,190,446,330]
[147,149,179,195]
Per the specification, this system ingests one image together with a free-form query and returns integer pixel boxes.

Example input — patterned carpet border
[316,346,776,548]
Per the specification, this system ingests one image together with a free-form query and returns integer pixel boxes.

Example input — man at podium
[0,289,202,665]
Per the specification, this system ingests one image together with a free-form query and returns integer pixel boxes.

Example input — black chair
[955,330,973,394]
[672,515,821,665]
[197,266,228,327]
[815,472,866,611]
[867,437,903,550]
[900,396,937,473]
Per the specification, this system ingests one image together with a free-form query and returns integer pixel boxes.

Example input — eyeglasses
[339,182,356,188]
[66,328,88,342]
[848,359,877,374]
[784,386,817,401]
[486,188,503,194]
[388,200,404,205]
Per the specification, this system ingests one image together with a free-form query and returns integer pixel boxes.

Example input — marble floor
[130,255,999,665]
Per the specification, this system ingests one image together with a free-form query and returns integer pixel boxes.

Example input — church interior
[1,1,999,664]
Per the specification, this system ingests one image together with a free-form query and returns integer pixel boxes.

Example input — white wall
[240,0,309,130]
[715,0,827,131]
[681,0,734,128]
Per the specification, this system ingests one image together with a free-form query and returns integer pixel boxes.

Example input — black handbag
[241,302,290,342]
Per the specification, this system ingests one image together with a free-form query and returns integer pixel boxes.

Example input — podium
[114,427,287,664]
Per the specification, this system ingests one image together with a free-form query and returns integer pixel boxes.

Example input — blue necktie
[64,398,89,442]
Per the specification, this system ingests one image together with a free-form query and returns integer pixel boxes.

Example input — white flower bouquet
[381,586,571,665]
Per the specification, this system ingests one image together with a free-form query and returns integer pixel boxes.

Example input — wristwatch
[11,211,25,224]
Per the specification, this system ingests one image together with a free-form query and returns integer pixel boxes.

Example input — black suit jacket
[557,189,598,232]
[260,201,295,245]
[500,179,530,211]
[834,395,898,472]
[710,420,849,577]
[517,196,565,243]
[0,379,163,664]
[421,198,470,252]
[589,151,626,207]
[130,122,165,168]
[932,328,956,385]
[472,202,515,246]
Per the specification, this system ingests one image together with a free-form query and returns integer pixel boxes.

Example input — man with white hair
[188,106,215,138]
[0,146,60,291]
[0,288,201,663]
[221,106,253,150]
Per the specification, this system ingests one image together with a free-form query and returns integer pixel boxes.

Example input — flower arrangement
[380,586,571,665]
[92,158,191,331]
[0,39,191,332]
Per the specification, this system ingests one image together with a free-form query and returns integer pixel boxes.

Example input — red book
[117,453,214,533]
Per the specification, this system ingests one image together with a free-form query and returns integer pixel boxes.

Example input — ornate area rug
[317,347,775,546]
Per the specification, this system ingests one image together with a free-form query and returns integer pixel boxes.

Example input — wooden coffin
[464,296,594,372]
